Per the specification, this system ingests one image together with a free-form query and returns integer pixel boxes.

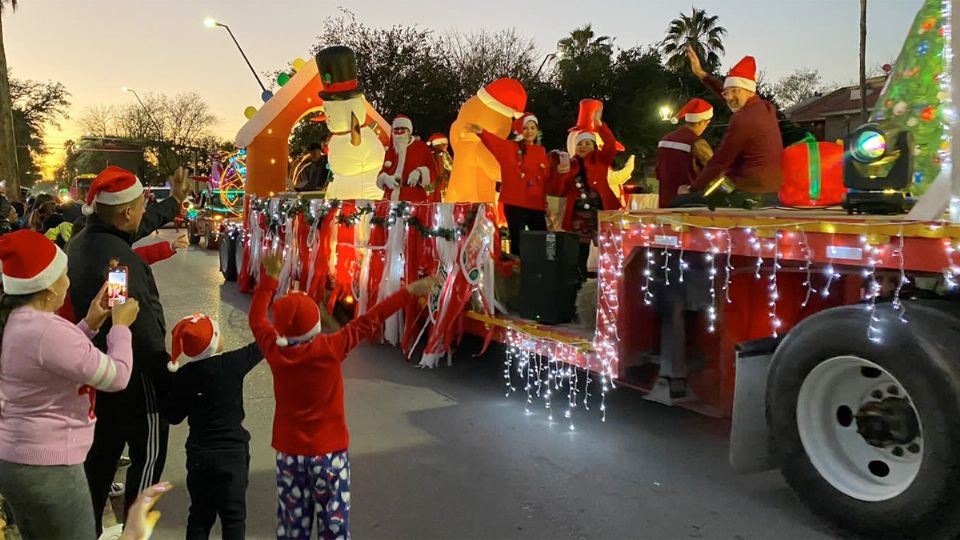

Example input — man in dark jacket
[67,165,188,533]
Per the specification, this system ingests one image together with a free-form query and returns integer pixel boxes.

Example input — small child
[250,251,437,539]
[163,313,262,540]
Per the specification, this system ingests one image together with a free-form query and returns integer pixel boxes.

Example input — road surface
[143,231,834,539]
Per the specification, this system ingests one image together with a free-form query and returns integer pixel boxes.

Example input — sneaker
[109,482,124,497]
[98,523,124,540]
[118,455,131,468]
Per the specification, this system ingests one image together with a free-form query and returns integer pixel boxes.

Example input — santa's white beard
[392,134,411,154]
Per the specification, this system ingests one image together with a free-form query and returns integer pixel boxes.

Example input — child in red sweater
[250,251,437,539]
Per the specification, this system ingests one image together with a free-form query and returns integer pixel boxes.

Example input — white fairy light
[799,229,817,307]
[892,227,909,323]
[704,231,719,333]
[723,229,734,303]
[861,235,883,344]
[768,232,783,337]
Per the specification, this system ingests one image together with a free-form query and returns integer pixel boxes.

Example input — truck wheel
[205,229,220,250]
[188,226,201,245]
[767,303,960,538]
[219,233,238,282]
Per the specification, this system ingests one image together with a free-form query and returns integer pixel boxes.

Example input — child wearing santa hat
[249,250,438,539]
[0,230,140,539]
[162,314,261,540]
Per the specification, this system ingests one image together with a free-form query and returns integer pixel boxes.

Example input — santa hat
[672,98,714,125]
[168,314,221,372]
[427,133,449,147]
[724,56,758,93]
[0,230,68,295]
[477,78,527,119]
[512,113,539,135]
[83,166,144,216]
[273,291,322,346]
[575,132,597,146]
[392,115,413,131]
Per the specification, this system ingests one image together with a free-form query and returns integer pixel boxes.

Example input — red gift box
[779,134,846,207]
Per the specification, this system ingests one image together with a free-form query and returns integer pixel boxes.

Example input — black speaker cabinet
[519,231,580,324]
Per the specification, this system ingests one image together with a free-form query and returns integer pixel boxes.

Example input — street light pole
[121,87,164,142]
[534,54,557,80]
[204,18,268,94]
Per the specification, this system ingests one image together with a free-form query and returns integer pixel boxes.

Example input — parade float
[218,1,960,534]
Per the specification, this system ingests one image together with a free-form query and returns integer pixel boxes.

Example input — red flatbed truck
[465,207,960,538]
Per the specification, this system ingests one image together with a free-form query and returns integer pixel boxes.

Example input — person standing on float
[376,115,438,203]
[466,112,550,255]
[549,101,620,281]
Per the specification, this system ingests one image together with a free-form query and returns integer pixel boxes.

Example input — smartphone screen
[107,267,128,308]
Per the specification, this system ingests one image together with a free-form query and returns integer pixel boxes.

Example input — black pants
[503,204,547,255]
[85,373,169,535]
[669,191,780,209]
[186,448,249,540]
[577,242,591,282]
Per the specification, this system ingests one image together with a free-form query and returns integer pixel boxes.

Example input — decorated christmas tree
[872,0,952,195]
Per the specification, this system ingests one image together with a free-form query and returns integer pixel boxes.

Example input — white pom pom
[276,336,289,346]
[166,361,178,373]
[82,204,94,216]
[670,117,679,125]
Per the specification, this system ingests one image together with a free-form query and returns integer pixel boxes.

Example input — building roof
[785,76,887,123]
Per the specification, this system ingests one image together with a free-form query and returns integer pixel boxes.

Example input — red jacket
[249,275,413,456]
[478,131,550,211]
[693,75,783,193]
[549,123,620,230]
[379,139,439,203]
[57,241,177,322]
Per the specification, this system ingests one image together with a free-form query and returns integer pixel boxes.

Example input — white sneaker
[98,524,123,540]
[109,482,124,497]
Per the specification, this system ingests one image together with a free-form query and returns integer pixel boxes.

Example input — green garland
[247,197,481,241]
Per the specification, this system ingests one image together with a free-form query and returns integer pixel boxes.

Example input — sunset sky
[4,0,924,177]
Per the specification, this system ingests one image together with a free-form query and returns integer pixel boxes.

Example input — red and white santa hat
[392,114,413,131]
[273,291,322,346]
[512,113,539,135]
[672,98,714,125]
[724,56,758,93]
[0,230,68,295]
[477,78,527,119]
[427,133,449,147]
[575,132,597,145]
[167,314,221,372]
[83,166,145,216]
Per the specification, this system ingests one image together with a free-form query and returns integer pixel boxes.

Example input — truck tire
[188,224,201,246]
[205,229,220,250]
[767,302,960,538]
[219,233,238,282]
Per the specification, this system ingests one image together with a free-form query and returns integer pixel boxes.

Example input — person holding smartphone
[0,230,141,539]
[66,165,190,534]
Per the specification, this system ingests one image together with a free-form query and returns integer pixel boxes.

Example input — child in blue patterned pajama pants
[276,451,351,540]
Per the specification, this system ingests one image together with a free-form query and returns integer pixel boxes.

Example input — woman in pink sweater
[0,230,140,540]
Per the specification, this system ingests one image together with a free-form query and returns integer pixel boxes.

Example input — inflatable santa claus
[376,115,438,202]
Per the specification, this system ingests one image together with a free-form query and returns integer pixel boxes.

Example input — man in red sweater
[673,47,783,208]
[250,250,438,539]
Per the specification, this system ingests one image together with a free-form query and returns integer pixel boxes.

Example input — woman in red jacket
[550,106,620,280]
[466,113,550,256]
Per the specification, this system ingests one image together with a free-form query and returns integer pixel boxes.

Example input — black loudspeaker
[519,231,580,324]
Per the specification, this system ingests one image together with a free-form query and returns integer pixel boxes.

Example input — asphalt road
[141,230,835,540]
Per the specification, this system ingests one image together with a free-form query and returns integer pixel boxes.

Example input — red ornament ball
[921,106,936,121]
[922,17,936,32]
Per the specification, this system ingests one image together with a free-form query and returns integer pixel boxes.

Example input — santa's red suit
[377,115,439,202]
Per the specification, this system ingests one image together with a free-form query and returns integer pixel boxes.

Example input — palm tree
[660,7,727,72]
[556,25,613,60]
[0,0,20,201]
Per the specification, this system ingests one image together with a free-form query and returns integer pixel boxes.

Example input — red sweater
[478,131,550,211]
[549,123,620,230]
[250,275,413,456]
[693,75,783,193]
